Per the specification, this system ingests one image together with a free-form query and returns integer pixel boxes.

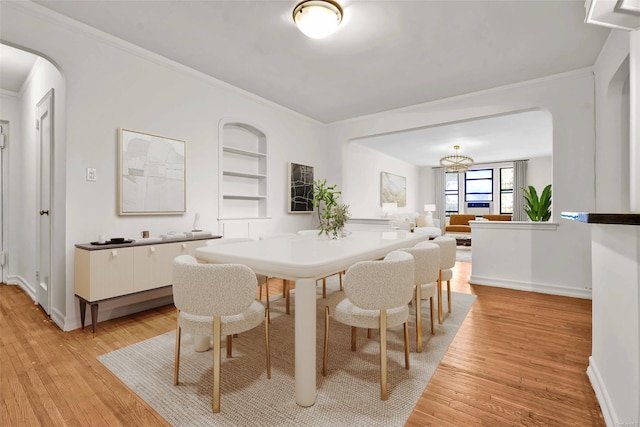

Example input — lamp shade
[293,0,343,39]
[424,204,436,212]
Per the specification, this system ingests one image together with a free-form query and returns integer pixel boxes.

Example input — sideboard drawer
[75,247,135,301]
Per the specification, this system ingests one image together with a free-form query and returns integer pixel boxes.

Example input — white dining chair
[322,250,415,400]
[401,241,440,352]
[172,255,271,413]
[433,236,457,324]
[205,238,273,315]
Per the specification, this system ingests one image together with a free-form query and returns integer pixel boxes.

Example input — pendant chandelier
[439,145,474,173]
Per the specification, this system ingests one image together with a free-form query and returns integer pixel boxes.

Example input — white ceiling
[0,44,39,92]
[353,109,552,167]
[2,1,610,165]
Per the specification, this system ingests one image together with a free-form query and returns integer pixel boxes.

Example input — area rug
[98,277,476,427]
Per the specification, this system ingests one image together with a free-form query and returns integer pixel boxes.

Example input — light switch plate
[86,168,96,181]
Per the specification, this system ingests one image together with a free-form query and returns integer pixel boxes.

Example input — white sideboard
[346,217,393,231]
[74,236,219,335]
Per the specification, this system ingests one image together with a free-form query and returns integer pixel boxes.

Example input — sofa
[389,212,442,237]
[444,214,475,234]
[414,217,441,237]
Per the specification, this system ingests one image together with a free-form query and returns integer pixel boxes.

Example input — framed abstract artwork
[118,128,186,215]
[380,171,406,207]
[288,162,314,213]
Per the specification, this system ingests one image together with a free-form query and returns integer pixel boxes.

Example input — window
[500,167,514,214]
[465,169,493,202]
[445,172,459,217]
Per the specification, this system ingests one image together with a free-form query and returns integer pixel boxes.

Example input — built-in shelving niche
[218,121,270,237]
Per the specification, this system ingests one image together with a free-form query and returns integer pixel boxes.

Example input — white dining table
[194,229,429,407]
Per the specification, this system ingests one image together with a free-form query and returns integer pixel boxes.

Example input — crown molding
[3,1,323,126]
[585,0,640,31]
[1,88,19,98]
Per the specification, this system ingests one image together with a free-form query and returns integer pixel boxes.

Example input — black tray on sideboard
[90,239,135,246]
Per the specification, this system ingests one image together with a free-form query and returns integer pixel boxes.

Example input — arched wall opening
[343,108,553,221]
[0,41,67,328]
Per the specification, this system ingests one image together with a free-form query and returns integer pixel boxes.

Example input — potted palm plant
[523,184,552,222]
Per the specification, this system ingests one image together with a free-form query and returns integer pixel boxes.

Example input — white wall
[589,224,639,427]
[588,28,640,427]
[419,167,435,214]
[631,30,640,212]
[343,142,420,217]
[526,156,552,196]
[0,91,21,284]
[327,71,596,296]
[469,222,586,294]
[594,30,631,212]
[1,2,326,330]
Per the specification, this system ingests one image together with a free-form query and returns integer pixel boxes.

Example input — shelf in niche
[222,146,266,158]
[223,194,267,200]
[222,170,266,179]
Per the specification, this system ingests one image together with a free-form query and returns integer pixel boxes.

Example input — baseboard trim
[469,275,592,299]
[6,275,36,301]
[587,357,616,426]
[50,307,66,330]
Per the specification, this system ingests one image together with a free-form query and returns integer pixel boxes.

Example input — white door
[0,121,6,283]
[36,90,53,315]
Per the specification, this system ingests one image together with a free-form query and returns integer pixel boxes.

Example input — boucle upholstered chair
[205,238,274,315]
[433,236,457,324]
[400,242,440,352]
[172,255,271,413]
[323,250,415,400]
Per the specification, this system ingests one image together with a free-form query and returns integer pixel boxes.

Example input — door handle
[40,210,49,216]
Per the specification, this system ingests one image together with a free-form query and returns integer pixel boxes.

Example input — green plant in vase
[325,203,351,239]
[311,179,351,239]
[522,184,552,222]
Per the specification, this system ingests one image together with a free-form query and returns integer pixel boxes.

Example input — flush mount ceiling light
[293,0,343,39]
[440,145,474,173]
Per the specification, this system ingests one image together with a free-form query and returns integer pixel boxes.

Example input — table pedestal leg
[295,278,316,407]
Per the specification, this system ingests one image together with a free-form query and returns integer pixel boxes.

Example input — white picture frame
[380,171,406,207]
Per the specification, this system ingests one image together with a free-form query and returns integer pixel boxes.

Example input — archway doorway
[0,43,65,320]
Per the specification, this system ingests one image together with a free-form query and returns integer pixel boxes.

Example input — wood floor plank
[404,262,604,426]
[1,263,604,426]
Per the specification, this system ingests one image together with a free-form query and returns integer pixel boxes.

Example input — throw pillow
[425,215,435,227]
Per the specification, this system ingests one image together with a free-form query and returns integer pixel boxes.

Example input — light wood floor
[1,262,603,426]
